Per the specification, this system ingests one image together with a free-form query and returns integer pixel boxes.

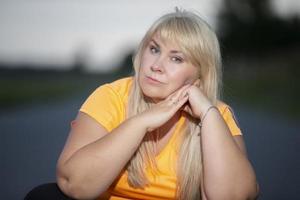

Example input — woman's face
[138,34,199,102]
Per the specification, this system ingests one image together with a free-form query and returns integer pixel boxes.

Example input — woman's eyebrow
[151,39,183,54]
[150,39,160,47]
[170,50,183,54]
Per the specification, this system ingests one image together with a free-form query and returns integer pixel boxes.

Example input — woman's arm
[56,86,189,199]
[56,112,148,199]
[200,108,259,200]
[184,84,258,199]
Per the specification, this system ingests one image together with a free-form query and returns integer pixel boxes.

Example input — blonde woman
[53,10,258,200]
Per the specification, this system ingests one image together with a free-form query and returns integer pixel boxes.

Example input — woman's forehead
[150,33,182,52]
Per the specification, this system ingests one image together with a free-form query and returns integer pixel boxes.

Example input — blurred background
[1,0,299,199]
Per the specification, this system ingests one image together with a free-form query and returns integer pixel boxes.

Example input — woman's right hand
[137,84,190,132]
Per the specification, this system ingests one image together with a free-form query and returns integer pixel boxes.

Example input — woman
[56,9,258,200]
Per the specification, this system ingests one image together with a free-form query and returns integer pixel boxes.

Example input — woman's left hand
[181,82,213,119]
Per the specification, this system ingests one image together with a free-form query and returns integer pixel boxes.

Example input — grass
[0,72,106,108]
[223,57,300,118]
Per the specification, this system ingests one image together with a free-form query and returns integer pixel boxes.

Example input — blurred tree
[217,0,300,118]
[71,42,91,74]
[218,0,300,55]
[114,50,135,77]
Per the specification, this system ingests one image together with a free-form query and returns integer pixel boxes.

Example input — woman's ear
[193,79,204,90]
[193,79,201,87]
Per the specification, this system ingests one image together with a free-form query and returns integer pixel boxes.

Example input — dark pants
[24,183,73,200]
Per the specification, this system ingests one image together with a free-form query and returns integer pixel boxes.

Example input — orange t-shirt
[79,77,242,200]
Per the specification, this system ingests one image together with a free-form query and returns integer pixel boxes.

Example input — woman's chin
[142,91,166,103]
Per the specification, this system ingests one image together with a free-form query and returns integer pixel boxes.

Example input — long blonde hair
[127,9,222,200]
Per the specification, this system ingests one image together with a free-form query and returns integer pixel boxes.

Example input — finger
[167,84,190,98]
[171,94,189,110]
[184,105,193,115]
[167,84,190,101]
[166,85,190,106]
[165,85,189,103]
[181,104,191,113]
[181,104,189,112]
[179,86,191,100]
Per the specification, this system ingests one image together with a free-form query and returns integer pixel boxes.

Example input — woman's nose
[150,57,164,73]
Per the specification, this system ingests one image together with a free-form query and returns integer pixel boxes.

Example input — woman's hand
[138,84,190,132]
[137,80,214,132]
[182,81,213,119]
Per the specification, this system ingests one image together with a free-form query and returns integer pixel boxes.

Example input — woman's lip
[146,76,164,84]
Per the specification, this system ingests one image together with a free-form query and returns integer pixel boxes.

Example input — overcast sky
[0,0,299,72]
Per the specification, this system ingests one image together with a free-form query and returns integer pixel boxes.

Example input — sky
[0,0,299,72]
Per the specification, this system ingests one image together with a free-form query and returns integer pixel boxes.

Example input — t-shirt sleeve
[79,84,125,132]
[219,105,242,136]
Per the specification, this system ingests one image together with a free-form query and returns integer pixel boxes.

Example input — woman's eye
[171,56,183,63]
[150,45,159,54]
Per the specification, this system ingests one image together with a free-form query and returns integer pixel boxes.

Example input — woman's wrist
[127,115,148,133]
[200,105,218,122]
[199,102,214,119]
[197,105,218,135]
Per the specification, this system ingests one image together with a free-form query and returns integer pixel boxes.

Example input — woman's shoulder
[79,77,133,130]
[101,76,133,97]
[216,100,242,135]
[90,77,133,100]
[216,100,231,114]
[216,100,239,118]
